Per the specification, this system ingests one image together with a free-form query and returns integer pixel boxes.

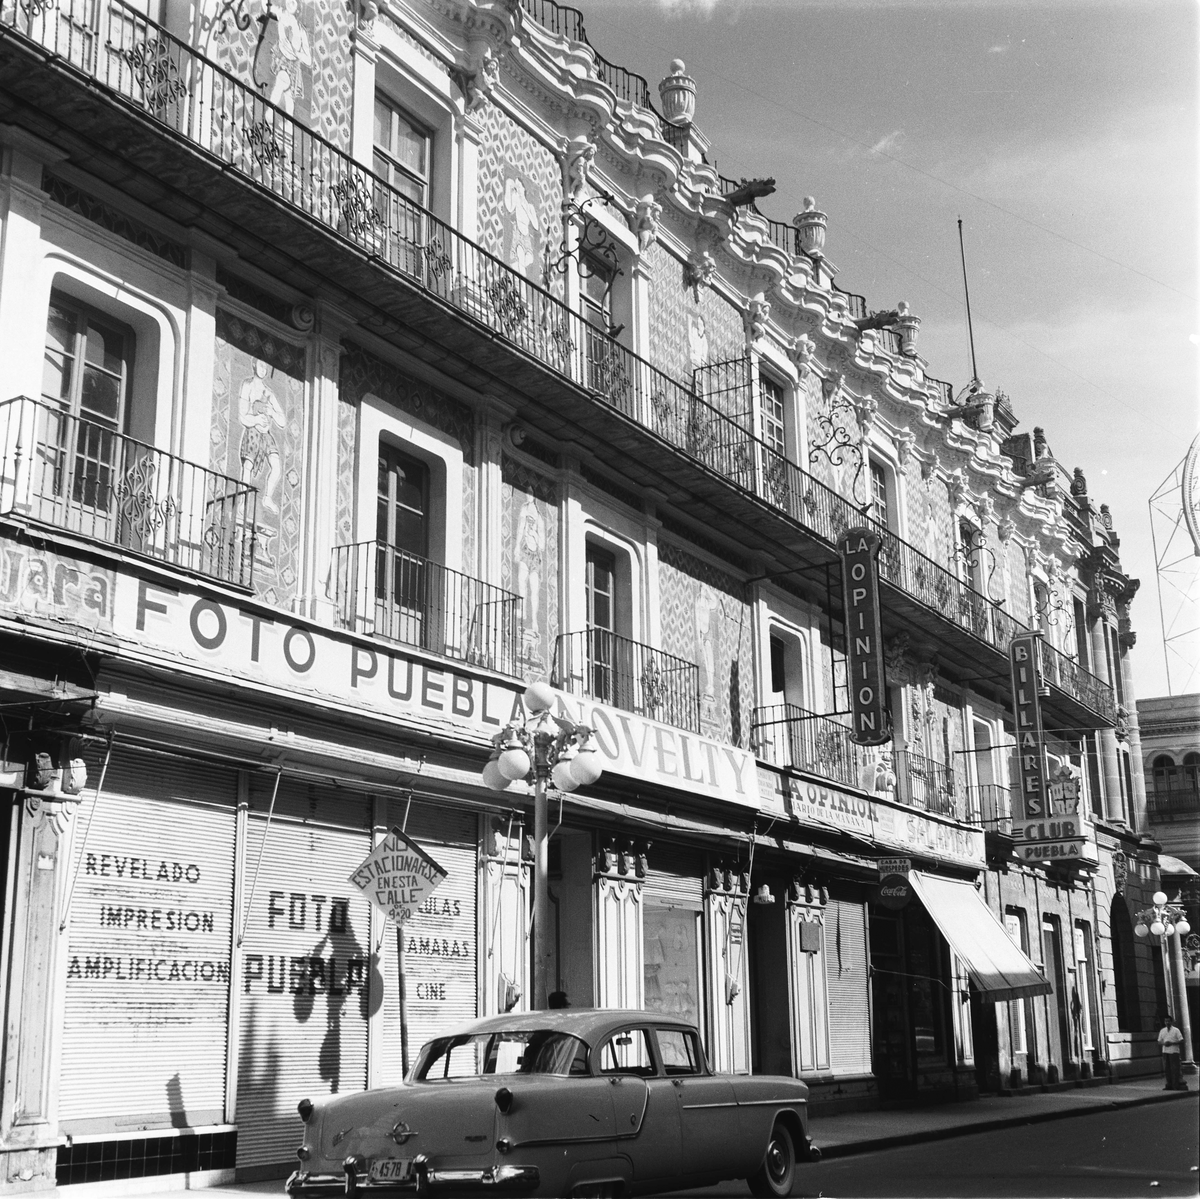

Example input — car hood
[312,1082,497,1165]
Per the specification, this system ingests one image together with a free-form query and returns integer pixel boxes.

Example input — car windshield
[414,1030,590,1080]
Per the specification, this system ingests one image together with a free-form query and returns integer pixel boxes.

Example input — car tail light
[296,1146,310,1161]
[494,1087,513,1113]
[297,1099,314,1123]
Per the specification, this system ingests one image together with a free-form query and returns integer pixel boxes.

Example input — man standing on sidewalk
[1158,1014,1187,1091]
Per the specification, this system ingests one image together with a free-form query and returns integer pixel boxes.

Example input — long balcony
[752,704,973,823]
[0,395,256,587]
[330,541,520,677]
[1147,772,1200,818]
[0,0,1115,729]
[554,629,700,733]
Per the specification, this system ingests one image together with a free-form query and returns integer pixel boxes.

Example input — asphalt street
[667,1094,1200,1198]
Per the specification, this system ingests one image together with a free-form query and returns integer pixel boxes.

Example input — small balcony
[752,704,864,792]
[966,783,1013,834]
[892,748,960,818]
[553,629,701,734]
[330,541,520,677]
[0,395,256,587]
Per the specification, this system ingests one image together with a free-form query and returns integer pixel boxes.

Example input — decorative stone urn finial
[894,300,921,356]
[793,196,827,257]
[658,59,696,126]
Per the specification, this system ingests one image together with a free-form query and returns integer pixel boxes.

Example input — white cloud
[869,130,905,155]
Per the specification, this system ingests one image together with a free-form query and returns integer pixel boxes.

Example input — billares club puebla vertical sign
[839,528,891,746]
[1008,635,1083,863]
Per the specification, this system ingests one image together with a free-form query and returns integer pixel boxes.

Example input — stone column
[0,786,83,1192]
[0,130,65,402]
[302,310,352,622]
[1087,600,1124,824]
[1116,600,1148,832]
[348,11,378,170]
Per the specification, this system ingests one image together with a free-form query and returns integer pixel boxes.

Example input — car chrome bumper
[286,1164,540,1196]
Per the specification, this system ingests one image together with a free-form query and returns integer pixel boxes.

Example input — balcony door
[41,294,134,536]
[585,544,632,709]
[376,443,430,648]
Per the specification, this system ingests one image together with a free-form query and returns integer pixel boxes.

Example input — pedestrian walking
[1157,1013,1187,1090]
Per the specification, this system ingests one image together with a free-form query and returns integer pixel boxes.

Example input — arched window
[1109,895,1141,1033]
[1153,754,1177,784]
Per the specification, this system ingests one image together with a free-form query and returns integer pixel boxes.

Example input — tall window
[1033,581,1051,638]
[1073,598,1090,667]
[1106,625,1126,706]
[581,252,615,333]
[959,521,984,591]
[586,543,618,703]
[376,443,430,643]
[759,374,786,457]
[868,459,889,529]
[373,95,431,207]
[42,293,134,511]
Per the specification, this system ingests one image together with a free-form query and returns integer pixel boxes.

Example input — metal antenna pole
[958,218,979,382]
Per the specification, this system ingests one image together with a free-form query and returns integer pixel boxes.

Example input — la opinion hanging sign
[839,527,891,745]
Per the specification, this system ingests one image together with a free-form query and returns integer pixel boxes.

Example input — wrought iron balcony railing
[751,704,864,792]
[0,0,1117,724]
[892,748,961,819]
[751,705,973,823]
[1147,772,1200,817]
[330,540,520,677]
[554,628,700,733]
[1036,636,1117,723]
[966,783,1013,833]
[0,395,256,587]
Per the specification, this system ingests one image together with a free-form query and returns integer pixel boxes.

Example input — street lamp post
[481,681,602,1009]
[1135,889,1195,1072]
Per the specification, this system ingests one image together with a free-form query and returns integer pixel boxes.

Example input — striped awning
[908,871,1051,1001]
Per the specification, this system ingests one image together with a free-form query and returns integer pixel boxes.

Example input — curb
[812,1087,1196,1160]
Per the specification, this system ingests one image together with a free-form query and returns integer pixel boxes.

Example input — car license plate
[368,1158,412,1182]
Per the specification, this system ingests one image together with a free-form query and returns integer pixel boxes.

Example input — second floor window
[868,458,890,530]
[376,444,430,637]
[581,251,615,334]
[759,373,785,457]
[374,95,430,207]
[42,293,134,510]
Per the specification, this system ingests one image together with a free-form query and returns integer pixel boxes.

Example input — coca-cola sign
[878,873,911,910]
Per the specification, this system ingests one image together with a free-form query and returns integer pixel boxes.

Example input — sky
[571,0,1198,700]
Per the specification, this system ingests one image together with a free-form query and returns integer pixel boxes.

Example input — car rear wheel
[748,1121,796,1198]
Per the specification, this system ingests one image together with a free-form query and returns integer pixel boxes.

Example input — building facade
[0,0,1170,1190]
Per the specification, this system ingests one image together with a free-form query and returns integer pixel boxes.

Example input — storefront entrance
[869,903,953,1101]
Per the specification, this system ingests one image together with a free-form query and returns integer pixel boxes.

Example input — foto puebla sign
[839,527,890,746]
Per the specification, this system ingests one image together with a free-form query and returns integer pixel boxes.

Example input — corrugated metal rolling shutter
[376,801,477,1083]
[59,748,238,1135]
[643,848,704,909]
[234,780,372,1168]
[825,896,871,1073]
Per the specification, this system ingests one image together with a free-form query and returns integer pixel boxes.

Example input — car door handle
[671,1079,682,1088]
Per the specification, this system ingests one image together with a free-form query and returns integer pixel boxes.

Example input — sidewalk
[65,1076,1198,1198]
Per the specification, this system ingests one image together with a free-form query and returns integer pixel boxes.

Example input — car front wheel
[748,1121,796,1198]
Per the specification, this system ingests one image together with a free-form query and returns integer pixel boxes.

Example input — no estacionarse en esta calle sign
[349,828,447,926]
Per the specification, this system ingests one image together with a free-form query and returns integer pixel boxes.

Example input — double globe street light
[481,681,603,1009]
[1135,889,1195,1071]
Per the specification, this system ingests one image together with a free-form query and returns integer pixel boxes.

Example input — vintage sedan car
[285,1008,818,1198]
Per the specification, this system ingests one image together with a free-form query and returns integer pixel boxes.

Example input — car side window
[597,1028,656,1076]
[656,1028,702,1076]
